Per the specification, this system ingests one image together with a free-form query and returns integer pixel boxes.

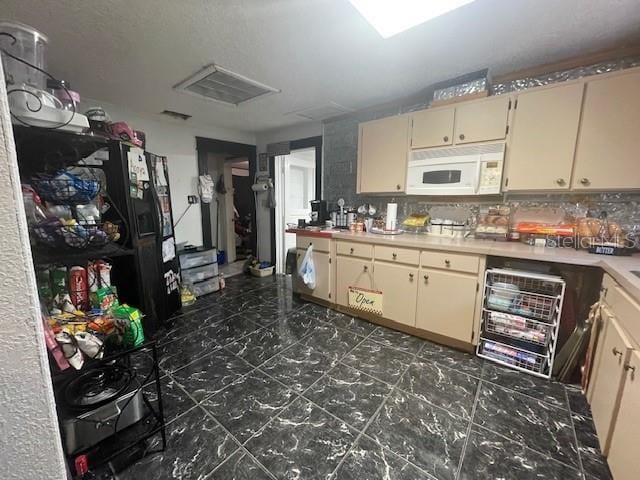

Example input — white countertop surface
[295,230,640,302]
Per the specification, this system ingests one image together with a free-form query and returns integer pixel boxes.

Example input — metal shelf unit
[477,268,565,379]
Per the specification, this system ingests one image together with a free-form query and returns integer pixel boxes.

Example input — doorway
[196,138,257,274]
[273,137,322,274]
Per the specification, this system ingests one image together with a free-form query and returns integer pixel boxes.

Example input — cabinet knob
[443,136,449,142]
[444,259,451,267]
[350,247,354,254]
[409,273,414,281]
[555,178,566,186]
[624,364,636,374]
[363,265,368,272]
[580,178,590,186]
[423,274,429,282]
[459,134,465,141]
[392,253,397,259]
[396,184,401,190]
[612,347,623,357]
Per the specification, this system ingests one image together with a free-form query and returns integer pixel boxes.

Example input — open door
[274,147,316,273]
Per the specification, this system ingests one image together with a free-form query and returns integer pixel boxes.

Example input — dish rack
[477,268,565,378]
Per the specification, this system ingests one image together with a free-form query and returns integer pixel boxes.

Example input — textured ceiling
[2,0,640,134]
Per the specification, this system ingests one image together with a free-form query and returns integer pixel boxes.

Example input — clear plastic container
[179,248,217,269]
[0,22,48,88]
[182,262,218,284]
[192,276,220,297]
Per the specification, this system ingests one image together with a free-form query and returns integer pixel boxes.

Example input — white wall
[83,98,255,247]
[254,122,323,262]
[0,64,66,480]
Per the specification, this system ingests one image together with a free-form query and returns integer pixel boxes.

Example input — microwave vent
[411,142,505,161]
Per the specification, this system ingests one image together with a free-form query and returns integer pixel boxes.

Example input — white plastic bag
[298,244,316,289]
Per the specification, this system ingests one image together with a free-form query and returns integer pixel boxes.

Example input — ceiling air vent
[286,102,353,121]
[161,110,191,120]
[174,64,280,106]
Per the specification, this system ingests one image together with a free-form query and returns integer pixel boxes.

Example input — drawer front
[337,241,374,259]
[296,236,330,253]
[375,245,420,265]
[421,250,480,274]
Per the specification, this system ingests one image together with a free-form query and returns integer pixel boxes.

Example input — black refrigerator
[109,145,182,333]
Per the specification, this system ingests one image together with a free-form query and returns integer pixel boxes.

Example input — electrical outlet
[187,195,199,204]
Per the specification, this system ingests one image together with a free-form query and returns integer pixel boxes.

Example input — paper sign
[348,286,383,316]
[128,148,149,181]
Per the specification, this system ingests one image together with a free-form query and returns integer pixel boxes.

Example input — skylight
[348,0,476,38]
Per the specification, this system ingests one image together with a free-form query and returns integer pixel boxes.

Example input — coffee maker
[309,200,328,226]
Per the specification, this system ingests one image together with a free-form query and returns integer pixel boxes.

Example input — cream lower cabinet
[336,255,374,307]
[607,349,640,480]
[415,268,478,343]
[296,249,332,302]
[588,311,634,454]
[372,262,418,327]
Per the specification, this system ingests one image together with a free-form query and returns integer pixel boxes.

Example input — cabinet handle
[580,178,590,186]
[350,248,354,254]
[396,184,401,190]
[444,259,451,267]
[363,265,368,272]
[612,347,623,357]
[459,134,465,141]
[555,178,566,186]
[423,274,429,282]
[392,253,397,259]
[443,136,449,142]
[624,364,636,374]
[409,273,414,281]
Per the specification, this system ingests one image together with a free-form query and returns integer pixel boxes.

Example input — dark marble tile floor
[118,274,611,480]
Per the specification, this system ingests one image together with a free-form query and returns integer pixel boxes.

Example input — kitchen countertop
[290,228,640,302]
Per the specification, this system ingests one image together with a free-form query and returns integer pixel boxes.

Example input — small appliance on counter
[0,21,89,132]
[309,199,328,226]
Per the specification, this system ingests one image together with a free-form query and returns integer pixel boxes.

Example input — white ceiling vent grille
[174,65,280,106]
[287,102,353,121]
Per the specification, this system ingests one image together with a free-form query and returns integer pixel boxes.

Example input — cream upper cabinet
[453,95,511,144]
[505,83,584,191]
[357,115,410,193]
[373,262,418,326]
[415,268,478,343]
[588,312,634,454]
[607,349,640,480]
[336,255,373,307]
[410,107,454,149]
[572,70,640,190]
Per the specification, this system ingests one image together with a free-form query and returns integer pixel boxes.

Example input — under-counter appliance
[406,142,505,196]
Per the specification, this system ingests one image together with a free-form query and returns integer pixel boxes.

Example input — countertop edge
[292,229,640,302]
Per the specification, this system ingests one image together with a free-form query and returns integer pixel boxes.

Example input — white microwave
[406,142,505,196]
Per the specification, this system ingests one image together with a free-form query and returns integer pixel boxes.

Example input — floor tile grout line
[454,374,484,479]
[469,411,585,473]
[564,385,588,480]
[327,343,429,479]
[233,329,381,452]
[167,367,279,480]
[196,403,279,480]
